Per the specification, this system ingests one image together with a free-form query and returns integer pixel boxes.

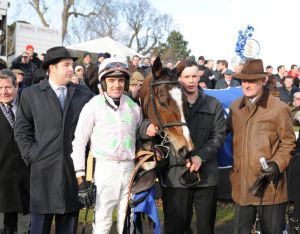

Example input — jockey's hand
[146,123,158,137]
[186,156,202,172]
[77,177,95,207]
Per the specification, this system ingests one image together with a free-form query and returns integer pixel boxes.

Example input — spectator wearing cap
[81,52,98,94]
[74,65,86,86]
[26,45,47,84]
[292,92,300,126]
[279,76,299,106]
[128,71,144,103]
[11,51,38,88]
[104,52,111,59]
[12,69,25,103]
[25,44,42,68]
[95,52,106,70]
[14,46,94,234]
[198,65,213,89]
[215,69,240,89]
[12,69,24,87]
[23,45,46,85]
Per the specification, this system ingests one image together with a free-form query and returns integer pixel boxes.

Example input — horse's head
[139,57,194,159]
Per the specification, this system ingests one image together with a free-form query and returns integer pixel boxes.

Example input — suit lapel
[40,79,62,112]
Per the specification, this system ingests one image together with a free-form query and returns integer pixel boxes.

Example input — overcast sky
[8,0,300,70]
[150,0,300,70]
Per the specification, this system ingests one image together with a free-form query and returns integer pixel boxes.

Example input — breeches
[93,159,134,234]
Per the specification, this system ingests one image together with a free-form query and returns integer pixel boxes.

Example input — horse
[138,56,194,159]
[123,57,196,233]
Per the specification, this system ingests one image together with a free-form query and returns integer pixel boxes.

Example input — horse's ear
[174,60,185,78]
[152,56,162,79]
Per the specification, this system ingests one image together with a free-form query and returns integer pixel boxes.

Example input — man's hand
[186,156,202,172]
[261,161,280,184]
[146,123,158,137]
[199,82,207,88]
[130,83,141,99]
[77,177,95,207]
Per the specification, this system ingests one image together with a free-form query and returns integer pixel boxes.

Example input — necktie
[5,104,15,128]
[58,87,65,110]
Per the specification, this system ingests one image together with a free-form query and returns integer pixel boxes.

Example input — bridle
[149,75,187,131]
[148,75,200,187]
[148,74,190,162]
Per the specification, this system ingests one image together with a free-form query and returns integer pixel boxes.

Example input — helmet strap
[103,92,120,111]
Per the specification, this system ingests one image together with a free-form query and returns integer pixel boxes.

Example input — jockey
[71,58,142,233]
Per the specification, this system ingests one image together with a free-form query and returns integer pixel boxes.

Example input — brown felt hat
[234,59,268,80]
[12,69,24,75]
[130,71,144,85]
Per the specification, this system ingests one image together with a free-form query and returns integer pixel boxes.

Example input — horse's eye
[159,101,168,108]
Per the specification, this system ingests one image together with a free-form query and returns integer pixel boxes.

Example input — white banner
[15,22,62,56]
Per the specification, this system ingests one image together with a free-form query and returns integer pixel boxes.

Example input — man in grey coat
[14,46,93,234]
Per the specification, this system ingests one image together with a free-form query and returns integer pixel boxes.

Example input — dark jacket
[0,109,30,213]
[83,63,98,94]
[199,76,213,89]
[140,90,226,188]
[288,129,300,217]
[30,52,42,68]
[215,78,240,89]
[12,55,38,87]
[279,85,299,105]
[14,80,93,213]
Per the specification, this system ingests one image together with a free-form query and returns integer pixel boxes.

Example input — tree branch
[69,11,97,17]
[29,0,49,27]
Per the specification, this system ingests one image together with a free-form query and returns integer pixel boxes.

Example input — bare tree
[122,0,173,55]
[28,0,107,42]
[65,0,121,44]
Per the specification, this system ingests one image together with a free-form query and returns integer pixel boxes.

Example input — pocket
[195,112,214,129]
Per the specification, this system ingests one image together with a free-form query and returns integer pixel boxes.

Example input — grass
[78,201,235,225]
[216,202,235,224]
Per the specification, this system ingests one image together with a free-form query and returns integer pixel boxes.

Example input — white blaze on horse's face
[169,87,193,151]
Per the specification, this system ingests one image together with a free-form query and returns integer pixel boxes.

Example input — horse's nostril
[178,146,188,158]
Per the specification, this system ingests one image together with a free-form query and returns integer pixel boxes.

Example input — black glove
[249,173,268,197]
[261,161,280,185]
[78,179,95,207]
